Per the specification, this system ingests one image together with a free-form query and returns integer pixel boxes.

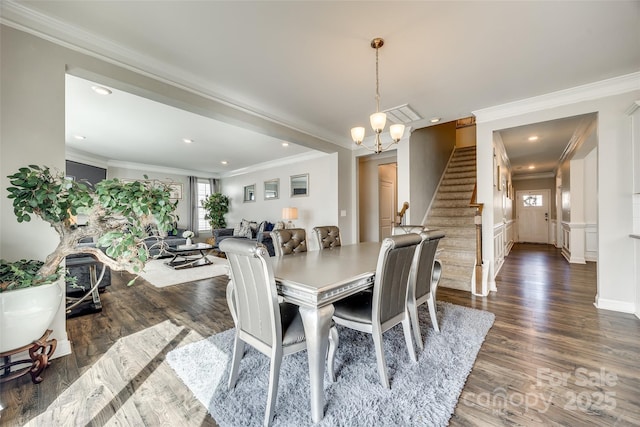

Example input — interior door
[378,176,395,241]
[517,189,550,243]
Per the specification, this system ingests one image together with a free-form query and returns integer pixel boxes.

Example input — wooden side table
[0,329,57,384]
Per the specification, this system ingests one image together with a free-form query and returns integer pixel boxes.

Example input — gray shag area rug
[166,301,495,426]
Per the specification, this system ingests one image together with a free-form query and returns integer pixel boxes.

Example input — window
[197,180,211,231]
[522,194,543,207]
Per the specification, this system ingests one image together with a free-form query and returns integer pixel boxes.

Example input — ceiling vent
[384,104,422,124]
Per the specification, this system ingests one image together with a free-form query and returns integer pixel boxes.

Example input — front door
[517,189,550,243]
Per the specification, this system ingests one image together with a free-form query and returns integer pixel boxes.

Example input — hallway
[441,243,640,425]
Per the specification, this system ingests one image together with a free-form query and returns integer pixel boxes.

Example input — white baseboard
[594,298,636,314]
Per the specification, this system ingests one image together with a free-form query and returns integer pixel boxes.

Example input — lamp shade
[370,112,387,132]
[389,124,406,142]
[282,207,298,220]
[351,127,365,143]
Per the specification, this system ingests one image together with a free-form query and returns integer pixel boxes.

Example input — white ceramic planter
[0,281,63,353]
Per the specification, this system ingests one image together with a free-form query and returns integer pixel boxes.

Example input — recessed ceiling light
[528,165,536,170]
[74,135,86,140]
[182,138,193,144]
[528,135,539,141]
[91,85,112,95]
[282,142,289,147]
[430,118,441,123]
[221,160,228,165]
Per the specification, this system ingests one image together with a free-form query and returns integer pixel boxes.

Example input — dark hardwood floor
[1,244,639,426]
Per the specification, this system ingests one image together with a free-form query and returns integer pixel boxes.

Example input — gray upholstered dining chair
[220,238,338,427]
[332,233,421,389]
[271,228,307,256]
[407,230,445,350]
[312,225,341,250]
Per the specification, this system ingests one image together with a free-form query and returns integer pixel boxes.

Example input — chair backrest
[410,231,446,300]
[312,226,341,250]
[372,233,422,325]
[220,238,281,348]
[271,228,307,256]
[392,225,426,236]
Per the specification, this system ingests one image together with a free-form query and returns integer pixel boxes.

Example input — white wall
[475,86,640,312]
[1,26,71,355]
[221,153,338,250]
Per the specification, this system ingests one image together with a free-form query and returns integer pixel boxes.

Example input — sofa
[213,219,279,256]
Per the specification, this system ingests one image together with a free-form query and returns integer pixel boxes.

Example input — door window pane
[522,194,543,207]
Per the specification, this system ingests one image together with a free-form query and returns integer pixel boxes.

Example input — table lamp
[282,207,298,229]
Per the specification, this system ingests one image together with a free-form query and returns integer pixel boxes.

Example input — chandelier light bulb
[370,112,387,133]
[389,124,406,142]
[351,127,365,144]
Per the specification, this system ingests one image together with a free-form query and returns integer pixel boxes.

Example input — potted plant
[202,192,230,230]
[1,165,177,377]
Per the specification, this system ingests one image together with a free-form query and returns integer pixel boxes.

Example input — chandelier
[351,38,406,154]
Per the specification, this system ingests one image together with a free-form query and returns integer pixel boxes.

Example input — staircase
[425,146,477,291]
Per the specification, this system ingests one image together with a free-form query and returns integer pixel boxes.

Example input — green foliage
[0,259,61,292]
[7,165,92,224]
[202,192,230,229]
[5,165,179,290]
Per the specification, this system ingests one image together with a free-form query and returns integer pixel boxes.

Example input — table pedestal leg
[299,304,334,423]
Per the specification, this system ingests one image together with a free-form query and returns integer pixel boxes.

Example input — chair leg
[401,317,417,362]
[427,294,440,333]
[407,298,423,351]
[264,351,282,427]
[327,326,339,383]
[372,331,389,388]
[228,335,245,389]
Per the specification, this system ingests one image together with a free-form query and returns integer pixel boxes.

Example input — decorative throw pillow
[274,221,285,231]
[249,221,259,238]
[264,221,275,232]
[257,221,267,236]
[236,219,253,238]
[232,222,242,236]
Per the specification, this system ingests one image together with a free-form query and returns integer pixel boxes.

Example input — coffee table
[165,243,213,270]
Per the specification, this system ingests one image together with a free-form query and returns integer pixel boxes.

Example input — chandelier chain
[375,45,380,113]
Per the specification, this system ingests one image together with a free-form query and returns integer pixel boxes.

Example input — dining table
[270,241,382,423]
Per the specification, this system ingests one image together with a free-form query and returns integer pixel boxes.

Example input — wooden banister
[469,184,484,295]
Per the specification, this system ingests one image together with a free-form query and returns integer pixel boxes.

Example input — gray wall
[408,121,456,223]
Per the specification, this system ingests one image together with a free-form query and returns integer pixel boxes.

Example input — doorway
[357,154,397,242]
[516,189,550,243]
[378,163,397,240]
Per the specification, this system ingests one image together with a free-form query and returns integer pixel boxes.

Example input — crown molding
[473,72,640,123]
[221,151,328,178]
[107,160,219,179]
[626,100,640,116]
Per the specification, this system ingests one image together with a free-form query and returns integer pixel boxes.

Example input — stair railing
[469,184,484,295]
[395,201,409,225]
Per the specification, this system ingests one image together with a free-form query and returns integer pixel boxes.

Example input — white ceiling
[3,1,639,176]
